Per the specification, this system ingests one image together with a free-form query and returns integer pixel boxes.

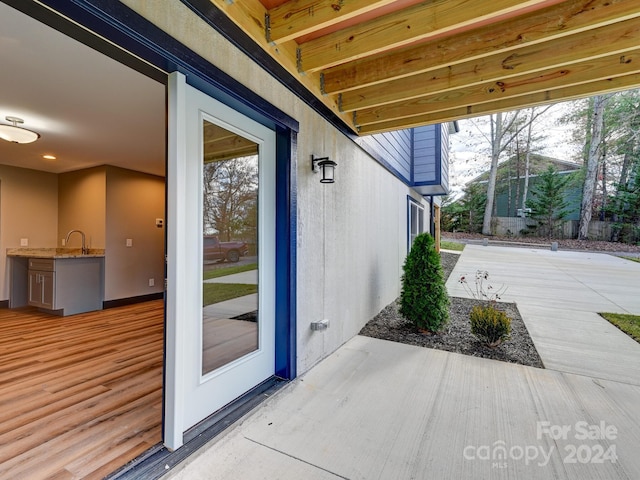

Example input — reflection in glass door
[201,120,259,374]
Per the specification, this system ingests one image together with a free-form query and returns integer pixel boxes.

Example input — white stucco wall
[122,0,430,374]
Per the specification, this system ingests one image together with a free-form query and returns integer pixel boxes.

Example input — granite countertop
[6,248,105,258]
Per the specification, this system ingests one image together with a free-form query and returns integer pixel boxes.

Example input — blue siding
[413,125,438,183]
[359,124,450,196]
[411,124,449,195]
[440,124,450,190]
[358,129,412,182]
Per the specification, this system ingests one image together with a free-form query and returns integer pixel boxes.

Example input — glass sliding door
[165,73,275,449]
[201,120,259,374]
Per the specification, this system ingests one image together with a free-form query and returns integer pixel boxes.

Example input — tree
[603,90,640,241]
[459,184,487,233]
[521,108,537,215]
[578,95,609,239]
[400,233,449,333]
[479,107,553,235]
[482,111,508,235]
[203,156,258,241]
[442,184,487,233]
[527,166,574,238]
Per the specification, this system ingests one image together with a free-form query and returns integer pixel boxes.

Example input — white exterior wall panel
[123,0,417,374]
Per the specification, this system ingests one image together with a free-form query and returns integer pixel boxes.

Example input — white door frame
[165,72,276,450]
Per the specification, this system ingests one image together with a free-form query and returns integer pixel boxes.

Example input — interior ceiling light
[0,116,40,144]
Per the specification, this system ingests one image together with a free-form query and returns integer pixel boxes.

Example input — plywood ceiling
[210,0,640,134]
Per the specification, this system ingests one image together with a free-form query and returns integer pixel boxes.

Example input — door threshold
[106,377,286,480]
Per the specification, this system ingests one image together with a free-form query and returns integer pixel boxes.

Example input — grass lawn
[440,240,465,251]
[600,312,640,343]
[203,283,258,306]
[203,263,257,280]
[622,256,640,264]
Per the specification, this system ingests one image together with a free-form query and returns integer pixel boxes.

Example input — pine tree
[400,233,449,333]
[527,166,574,238]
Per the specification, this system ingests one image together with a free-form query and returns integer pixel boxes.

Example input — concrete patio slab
[162,246,640,480]
[446,245,640,384]
[165,336,640,480]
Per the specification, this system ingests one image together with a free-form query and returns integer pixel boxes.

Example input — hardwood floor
[0,300,164,479]
[202,317,257,374]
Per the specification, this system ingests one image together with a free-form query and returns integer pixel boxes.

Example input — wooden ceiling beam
[354,48,640,127]
[208,0,357,132]
[322,0,640,94]
[206,0,640,134]
[358,72,640,134]
[267,0,398,44]
[339,17,640,112]
[297,0,554,72]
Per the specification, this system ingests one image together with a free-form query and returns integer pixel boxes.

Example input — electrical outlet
[126,238,133,247]
[148,278,155,287]
[61,239,66,246]
[20,238,28,247]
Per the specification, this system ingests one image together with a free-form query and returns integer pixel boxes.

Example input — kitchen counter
[7,247,105,258]
[8,250,105,315]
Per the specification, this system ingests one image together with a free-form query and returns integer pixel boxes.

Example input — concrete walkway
[203,270,258,285]
[446,245,640,385]
[163,246,640,480]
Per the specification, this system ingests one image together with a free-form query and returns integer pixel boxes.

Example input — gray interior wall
[59,165,165,301]
[58,166,107,249]
[104,166,165,300]
[0,165,59,301]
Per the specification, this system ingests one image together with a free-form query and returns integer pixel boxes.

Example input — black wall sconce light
[311,155,337,184]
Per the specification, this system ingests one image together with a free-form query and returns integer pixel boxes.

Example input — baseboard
[0,300,9,309]
[103,292,164,309]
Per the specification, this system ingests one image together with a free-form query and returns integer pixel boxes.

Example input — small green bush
[400,233,449,332]
[470,305,511,347]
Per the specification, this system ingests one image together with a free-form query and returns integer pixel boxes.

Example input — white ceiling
[0,2,166,176]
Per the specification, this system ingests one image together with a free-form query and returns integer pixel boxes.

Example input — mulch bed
[359,252,545,368]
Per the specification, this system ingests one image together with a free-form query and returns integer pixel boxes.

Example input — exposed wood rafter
[206,0,640,135]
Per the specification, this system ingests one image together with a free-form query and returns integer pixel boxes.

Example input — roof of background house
[468,154,581,184]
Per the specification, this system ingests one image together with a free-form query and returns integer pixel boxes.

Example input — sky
[448,101,584,197]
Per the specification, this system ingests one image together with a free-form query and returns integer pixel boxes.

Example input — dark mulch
[359,252,545,368]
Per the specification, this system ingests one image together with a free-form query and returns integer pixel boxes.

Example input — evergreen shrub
[470,305,511,347]
[400,233,449,332]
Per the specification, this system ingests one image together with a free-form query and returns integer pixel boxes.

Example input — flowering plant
[458,270,507,303]
[459,270,511,347]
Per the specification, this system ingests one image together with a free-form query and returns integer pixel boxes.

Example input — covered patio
[163,246,640,479]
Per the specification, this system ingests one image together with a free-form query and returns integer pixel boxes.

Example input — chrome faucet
[65,229,88,254]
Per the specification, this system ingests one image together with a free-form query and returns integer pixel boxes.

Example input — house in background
[469,155,582,220]
[0,0,635,477]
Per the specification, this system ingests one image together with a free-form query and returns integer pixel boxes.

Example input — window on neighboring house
[408,197,425,250]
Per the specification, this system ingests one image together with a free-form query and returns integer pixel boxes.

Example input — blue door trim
[2,0,298,380]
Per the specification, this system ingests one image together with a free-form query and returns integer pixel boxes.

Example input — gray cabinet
[28,258,56,309]
[24,257,104,315]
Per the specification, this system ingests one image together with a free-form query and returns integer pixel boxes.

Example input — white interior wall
[122,0,427,374]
